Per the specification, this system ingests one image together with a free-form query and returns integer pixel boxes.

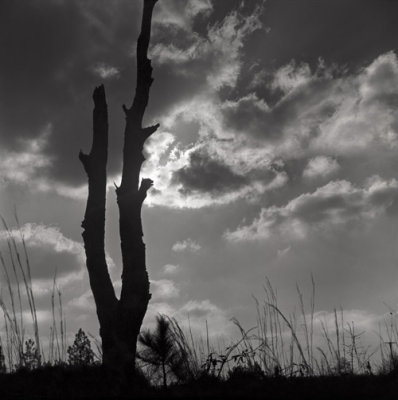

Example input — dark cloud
[222,0,398,125]
[0,0,143,185]
[248,0,398,72]
[222,75,338,141]
[173,149,247,195]
[1,0,398,188]
[222,94,274,139]
[0,0,260,186]
[0,1,83,141]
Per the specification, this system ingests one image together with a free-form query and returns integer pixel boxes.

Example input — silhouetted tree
[67,328,95,366]
[79,0,159,375]
[22,338,40,371]
[138,315,187,388]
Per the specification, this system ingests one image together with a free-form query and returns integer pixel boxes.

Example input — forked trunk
[79,0,159,377]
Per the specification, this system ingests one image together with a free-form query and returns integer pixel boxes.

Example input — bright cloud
[163,264,180,274]
[0,126,89,201]
[0,128,52,186]
[303,156,340,180]
[225,176,398,241]
[91,62,120,79]
[16,223,83,255]
[142,98,288,208]
[0,222,85,283]
[271,60,312,93]
[172,238,201,252]
[223,52,398,162]
[312,309,382,333]
[151,279,180,300]
[153,0,212,31]
[144,298,233,338]
[151,3,263,91]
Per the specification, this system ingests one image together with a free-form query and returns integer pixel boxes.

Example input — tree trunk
[115,0,159,370]
[162,360,167,388]
[79,85,120,368]
[79,0,159,377]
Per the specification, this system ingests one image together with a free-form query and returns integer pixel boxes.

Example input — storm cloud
[173,149,247,195]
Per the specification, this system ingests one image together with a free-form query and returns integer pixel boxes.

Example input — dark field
[1,366,398,400]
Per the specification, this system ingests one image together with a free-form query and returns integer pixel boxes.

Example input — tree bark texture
[79,0,159,374]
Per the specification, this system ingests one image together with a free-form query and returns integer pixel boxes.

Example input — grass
[0,215,67,371]
[143,281,397,392]
[0,216,397,398]
[0,214,41,370]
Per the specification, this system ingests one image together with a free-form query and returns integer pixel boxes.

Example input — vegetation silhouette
[21,338,40,371]
[67,328,95,367]
[137,315,188,388]
[0,343,5,374]
[0,233,397,398]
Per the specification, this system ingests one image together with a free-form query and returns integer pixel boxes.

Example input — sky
[1,0,398,354]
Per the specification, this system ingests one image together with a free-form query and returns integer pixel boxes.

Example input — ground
[1,366,398,399]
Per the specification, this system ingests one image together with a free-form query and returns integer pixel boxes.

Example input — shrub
[378,351,398,376]
[138,315,188,387]
[67,329,95,366]
[22,339,41,371]
[228,364,264,382]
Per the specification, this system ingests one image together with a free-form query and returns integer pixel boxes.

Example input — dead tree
[79,0,159,373]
